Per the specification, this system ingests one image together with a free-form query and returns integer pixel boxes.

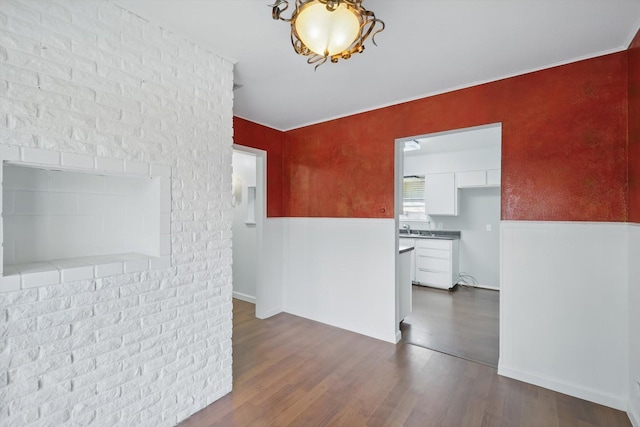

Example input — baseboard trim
[629,402,640,427]
[498,365,627,411]
[476,285,499,291]
[232,291,256,304]
[284,306,398,344]
[457,284,500,291]
[255,306,282,319]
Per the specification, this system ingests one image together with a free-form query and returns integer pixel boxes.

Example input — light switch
[486,224,492,231]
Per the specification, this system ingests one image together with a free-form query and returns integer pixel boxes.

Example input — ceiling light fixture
[403,140,421,152]
[270,0,384,69]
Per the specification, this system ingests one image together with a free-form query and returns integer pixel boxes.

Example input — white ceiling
[404,123,502,156]
[114,0,640,131]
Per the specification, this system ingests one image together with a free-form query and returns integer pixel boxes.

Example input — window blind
[403,176,425,214]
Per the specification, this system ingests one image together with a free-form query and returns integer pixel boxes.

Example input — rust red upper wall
[629,29,640,223]
[285,52,628,221]
[233,117,285,217]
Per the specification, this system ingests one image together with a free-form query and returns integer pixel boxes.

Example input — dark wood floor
[179,299,630,427]
[401,285,499,367]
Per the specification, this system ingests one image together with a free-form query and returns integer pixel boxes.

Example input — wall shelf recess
[0,146,172,292]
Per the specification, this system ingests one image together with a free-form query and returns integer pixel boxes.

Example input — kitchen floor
[401,285,499,367]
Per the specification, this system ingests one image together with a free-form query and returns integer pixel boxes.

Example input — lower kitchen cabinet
[414,238,459,290]
[399,237,416,283]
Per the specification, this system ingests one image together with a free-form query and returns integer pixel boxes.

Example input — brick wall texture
[0,1,235,425]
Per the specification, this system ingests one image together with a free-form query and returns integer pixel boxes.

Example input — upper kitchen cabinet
[425,172,457,215]
[456,169,501,188]
[487,169,501,186]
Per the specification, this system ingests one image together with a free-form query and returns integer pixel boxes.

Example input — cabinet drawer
[416,256,449,272]
[416,269,451,287]
[416,247,450,259]
[416,239,451,250]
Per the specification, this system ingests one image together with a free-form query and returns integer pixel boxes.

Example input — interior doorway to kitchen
[394,123,501,367]
[232,146,266,316]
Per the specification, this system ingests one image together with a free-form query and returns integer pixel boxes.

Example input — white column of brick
[0,1,234,426]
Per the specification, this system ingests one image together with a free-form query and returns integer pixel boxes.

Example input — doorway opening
[231,146,266,317]
[394,123,501,367]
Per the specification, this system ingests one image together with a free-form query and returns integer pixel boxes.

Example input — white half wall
[499,221,629,410]
[256,218,285,319]
[282,218,397,343]
[629,224,640,426]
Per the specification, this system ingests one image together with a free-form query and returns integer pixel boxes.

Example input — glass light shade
[294,2,361,57]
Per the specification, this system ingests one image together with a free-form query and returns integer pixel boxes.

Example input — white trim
[256,307,282,319]
[498,365,627,411]
[624,18,640,48]
[500,219,629,227]
[232,291,256,304]
[628,223,640,427]
[468,285,500,291]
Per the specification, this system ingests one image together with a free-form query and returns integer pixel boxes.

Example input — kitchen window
[402,175,425,216]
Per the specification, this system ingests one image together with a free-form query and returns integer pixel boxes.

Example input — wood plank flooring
[401,285,499,367]
[179,299,630,427]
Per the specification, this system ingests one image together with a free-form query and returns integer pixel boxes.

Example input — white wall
[0,1,233,426]
[257,218,285,319]
[404,146,501,176]
[629,224,640,426]
[500,221,629,410]
[282,218,398,343]
[430,187,500,288]
[231,151,257,302]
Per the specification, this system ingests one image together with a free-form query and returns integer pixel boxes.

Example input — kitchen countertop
[399,244,415,254]
[399,230,461,240]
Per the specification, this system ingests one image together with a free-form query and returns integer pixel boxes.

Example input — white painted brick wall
[0,1,234,425]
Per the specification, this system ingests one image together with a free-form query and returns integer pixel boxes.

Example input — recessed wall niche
[1,156,171,292]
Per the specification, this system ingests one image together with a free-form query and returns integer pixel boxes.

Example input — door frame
[232,144,269,318]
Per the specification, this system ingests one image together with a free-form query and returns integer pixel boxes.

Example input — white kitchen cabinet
[487,169,501,186]
[456,170,486,188]
[414,238,459,290]
[397,247,413,323]
[399,237,416,283]
[455,169,501,188]
[424,172,457,215]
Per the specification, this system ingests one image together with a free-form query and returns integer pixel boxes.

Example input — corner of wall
[628,224,640,426]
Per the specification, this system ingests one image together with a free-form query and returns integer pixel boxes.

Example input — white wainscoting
[255,218,285,319]
[499,221,628,410]
[628,224,640,426]
[281,218,397,343]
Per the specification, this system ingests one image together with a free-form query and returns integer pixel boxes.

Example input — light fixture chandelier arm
[270,0,292,22]
[359,10,384,47]
[270,0,384,69]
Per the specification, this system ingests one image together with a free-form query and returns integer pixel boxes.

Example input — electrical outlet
[486,224,492,232]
